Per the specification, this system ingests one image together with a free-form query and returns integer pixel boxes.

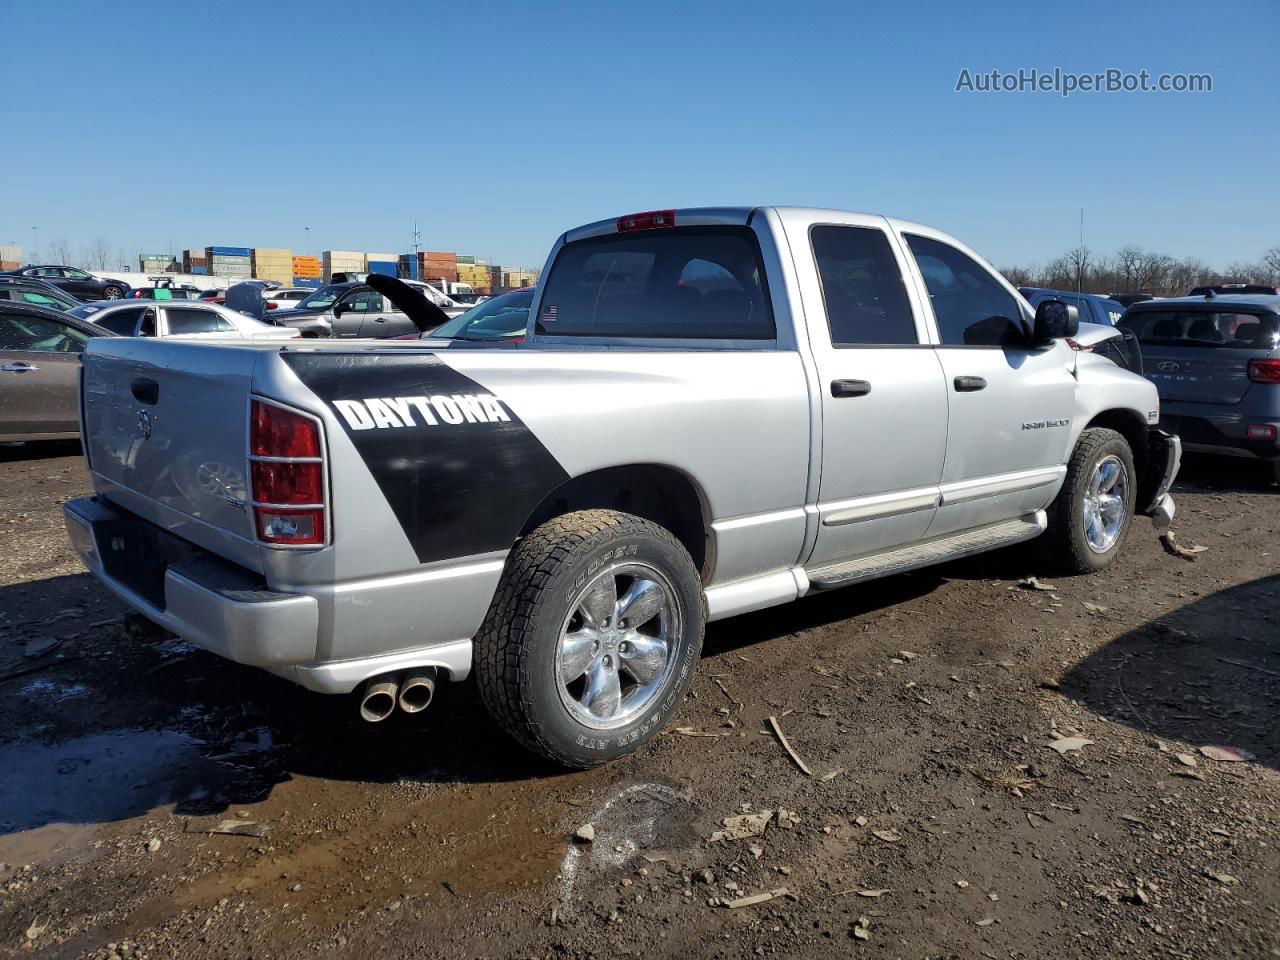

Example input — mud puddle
[0,729,236,863]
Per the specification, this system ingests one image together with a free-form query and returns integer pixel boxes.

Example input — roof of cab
[1126,293,1280,314]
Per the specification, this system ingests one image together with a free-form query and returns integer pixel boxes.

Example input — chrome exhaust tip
[359,675,400,723]
[398,670,437,714]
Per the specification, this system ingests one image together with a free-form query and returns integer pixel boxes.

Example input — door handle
[374,317,387,323]
[1,362,38,373]
[830,379,872,398]
[953,376,987,392]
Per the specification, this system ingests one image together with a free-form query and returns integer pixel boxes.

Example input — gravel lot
[0,443,1276,959]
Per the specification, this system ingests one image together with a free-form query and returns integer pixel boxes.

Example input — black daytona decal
[282,352,569,564]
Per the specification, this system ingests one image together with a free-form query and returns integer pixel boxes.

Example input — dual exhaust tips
[358,669,437,722]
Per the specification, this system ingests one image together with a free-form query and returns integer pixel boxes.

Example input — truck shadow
[0,569,943,841]
[1058,574,1279,774]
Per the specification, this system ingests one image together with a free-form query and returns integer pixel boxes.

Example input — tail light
[617,209,676,232]
[249,399,327,546]
[1247,424,1277,441]
[1247,358,1280,383]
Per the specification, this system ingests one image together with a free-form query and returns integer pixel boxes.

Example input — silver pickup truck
[64,206,1180,767]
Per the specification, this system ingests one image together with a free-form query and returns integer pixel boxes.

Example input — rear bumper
[63,497,476,693]
[1160,406,1280,460]
[65,496,319,666]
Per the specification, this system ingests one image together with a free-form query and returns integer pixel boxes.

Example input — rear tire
[1044,428,1137,573]
[475,510,704,768]
[104,285,124,300]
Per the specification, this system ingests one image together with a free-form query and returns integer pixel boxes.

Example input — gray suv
[1119,294,1280,479]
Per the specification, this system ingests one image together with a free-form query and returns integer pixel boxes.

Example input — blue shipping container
[207,246,252,257]
[398,254,420,280]
[189,265,207,275]
[367,260,398,277]
[293,277,324,288]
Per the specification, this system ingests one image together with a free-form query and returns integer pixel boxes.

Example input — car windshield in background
[0,287,78,310]
[431,288,534,340]
[1120,310,1279,349]
[535,227,775,339]
[296,285,344,310]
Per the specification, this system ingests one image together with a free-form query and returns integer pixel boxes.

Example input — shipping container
[206,246,252,257]
[293,277,324,288]
[367,260,398,277]
[0,260,20,271]
[189,265,208,275]
[456,255,475,264]
[0,244,23,263]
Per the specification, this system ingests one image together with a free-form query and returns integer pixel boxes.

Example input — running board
[806,513,1046,592]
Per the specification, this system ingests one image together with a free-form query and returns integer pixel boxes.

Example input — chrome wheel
[1081,454,1129,553]
[105,287,123,300]
[555,562,680,730]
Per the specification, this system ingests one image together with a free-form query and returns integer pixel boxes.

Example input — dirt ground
[0,442,1276,960]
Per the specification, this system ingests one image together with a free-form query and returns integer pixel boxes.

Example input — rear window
[1120,310,1278,349]
[535,227,775,340]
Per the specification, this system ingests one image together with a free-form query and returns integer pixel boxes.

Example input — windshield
[1,286,78,310]
[430,288,535,340]
[1119,310,1279,349]
[295,285,345,311]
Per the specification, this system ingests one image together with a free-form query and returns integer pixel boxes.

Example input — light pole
[304,226,310,257]
[31,226,38,263]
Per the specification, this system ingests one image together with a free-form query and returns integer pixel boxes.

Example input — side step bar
[806,513,1046,592]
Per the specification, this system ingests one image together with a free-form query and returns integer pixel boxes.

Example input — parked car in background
[1109,293,1158,308]
[70,300,300,341]
[423,287,535,341]
[129,282,205,301]
[0,302,114,441]
[0,265,129,300]
[1118,294,1280,480]
[1019,287,1126,326]
[0,276,84,312]
[269,279,462,338]
[1188,283,1280,297]
[265,287,312,308]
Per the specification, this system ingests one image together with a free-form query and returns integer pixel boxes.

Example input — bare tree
[1262,247,1280,280]
[82,238,111,270]
[48,238,74,265]
[999,264,1036,287]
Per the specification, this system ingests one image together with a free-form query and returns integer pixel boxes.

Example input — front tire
[1044,427,1137,573]
[475,510,705,768]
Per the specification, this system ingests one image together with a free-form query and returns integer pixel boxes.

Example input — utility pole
[304,226,311,257]
[411,221,422,254]
[31,225,38,263]
[1077,208,1084,293]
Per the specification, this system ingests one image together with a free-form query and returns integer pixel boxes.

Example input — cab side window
[94,307,145,335]
[0,312,91,352]
[165,307,234,334]
[339,289,385,313]
[811,225,917,345]
[905,235,1023,346]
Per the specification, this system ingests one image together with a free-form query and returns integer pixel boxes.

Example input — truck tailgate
[81,339,265,570]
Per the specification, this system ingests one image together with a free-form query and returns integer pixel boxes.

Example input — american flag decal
[540,304,558,323]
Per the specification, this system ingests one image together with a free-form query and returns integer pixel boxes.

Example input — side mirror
[1033,299,1079,343]
[333,303,347,318]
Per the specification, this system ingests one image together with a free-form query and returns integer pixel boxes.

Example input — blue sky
[6,0,1277,271]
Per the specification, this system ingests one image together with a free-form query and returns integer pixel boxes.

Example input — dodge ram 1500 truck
[64,206,1180,767]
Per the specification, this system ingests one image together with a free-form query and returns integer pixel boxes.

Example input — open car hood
[365,274,451,333]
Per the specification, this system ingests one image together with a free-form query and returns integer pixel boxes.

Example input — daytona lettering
[332,394,512,431]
